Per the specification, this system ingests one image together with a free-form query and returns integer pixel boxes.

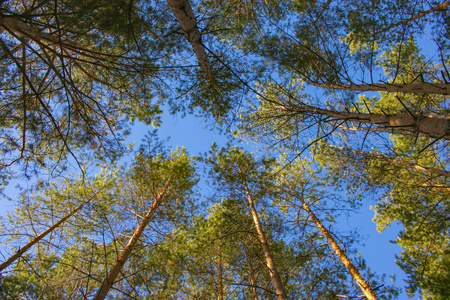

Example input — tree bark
[242,242,259,300]
[242,181,288,300]
[283,103,450,140]
[166,0,213,80]
[330,145,450,179]
[217,242,224,300]
[376,2,450,34]
[299,198,378,300]
[309,82,450,95]
[0,199,89,273]
[0,15,89,54]
[93,193,165,300]
[337,123,445,139]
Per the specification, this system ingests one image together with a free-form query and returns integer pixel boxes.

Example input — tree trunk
[308,82,450,95]
[283,103,450,140]
[217,243,224,300]
[299,198,378,300]
[330,145,450,179]
[166,0,213,80]
[0,199,89,272]
[376,2,450,34]
[242,181,288,300]
[93,194,165,300]
[0,15,89,54]
[242,242,259,300]
[337,123,445,139]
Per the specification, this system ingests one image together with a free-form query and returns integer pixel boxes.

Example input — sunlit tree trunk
[93,192,166,300]
[308,82,450,95]
[330,145,450,179]
[0,15,89,53]
[376,2,450,34]
[242,181,288,300]
[298,197,378,300]
[166,0,213,80]
[281,103,450,140]
[337,124,446,139]
[0,199,89,272]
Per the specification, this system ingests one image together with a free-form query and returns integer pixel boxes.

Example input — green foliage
[374,180,449,298]
[312,137,449,299]
[0,137,198,299]
[0,0,256,178]
[0,0,167,176]
[1,0,449,299]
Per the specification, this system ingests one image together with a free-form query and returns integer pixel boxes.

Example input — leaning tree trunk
[282,103,450,140]
[242,181,288,300]
[298,197,378,300]
[0,15,93,54]
[330,145,450,179]
[308,82,450,95]
[93,193,166,300]
[376,1,450,34]
[0,199,89,273]
[337,123,448,140]
[166,0,213,80]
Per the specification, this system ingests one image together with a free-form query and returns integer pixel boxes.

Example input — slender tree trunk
[0,15,88,53]
[93,194,165,300]
[376,2,450,34]
[337,123,445,139]
[242,181,288,300]
[216,242,224,300]
[330,145,450,179]
[299,198,378,300]
[166,0,213,80]
[0,200,89,272]
[242,242,259,300]
[308,82,450,95]
[420,181,450,191]
[283,103,450,140]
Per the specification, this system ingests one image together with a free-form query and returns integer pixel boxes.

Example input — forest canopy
[0,0,449,299]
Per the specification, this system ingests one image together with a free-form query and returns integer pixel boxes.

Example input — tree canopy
[0,0,449,299]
